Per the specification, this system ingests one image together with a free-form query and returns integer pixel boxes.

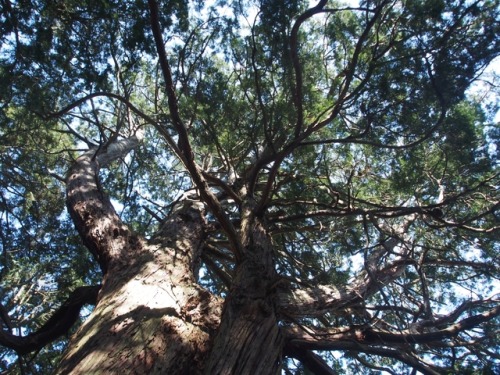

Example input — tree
[0,0,499,373]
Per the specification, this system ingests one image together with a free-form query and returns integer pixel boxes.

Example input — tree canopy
[1,0,499,373]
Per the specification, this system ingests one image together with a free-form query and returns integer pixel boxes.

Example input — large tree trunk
[204,203,283,375]
[57,138,283,374]
[57,140,221,374]
[56,215,220,374]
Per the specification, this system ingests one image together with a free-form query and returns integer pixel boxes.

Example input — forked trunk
[57,201,221,374]
[57,143,220,374]
[58,140,283,374]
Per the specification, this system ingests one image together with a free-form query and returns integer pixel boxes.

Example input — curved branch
[279,218,415,318]
[284,327,440,375]
[307,1,391,134]
[283,304,500,373]
[40,91,180,156]
[269,173,498,227]
[254,2,394,215]
[0,285,100,355]
[367,304,500,345]
[276,262,395,318]
[352,353,398,375]
[299,110,446,150]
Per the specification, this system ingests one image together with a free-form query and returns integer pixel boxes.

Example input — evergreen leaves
[0,0,499,373]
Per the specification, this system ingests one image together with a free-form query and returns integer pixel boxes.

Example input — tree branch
[285,345,338,375]
[147,0,243,260]
[290,0,328,137]
[278,217,415,318]
[284,327,437,375]
[283,303,500,373]
[40,91,181,157]
[0,285,100,355]
[365,304,500,345]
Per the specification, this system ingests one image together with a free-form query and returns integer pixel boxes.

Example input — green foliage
[0,108,99,372]
[1,0,499,373]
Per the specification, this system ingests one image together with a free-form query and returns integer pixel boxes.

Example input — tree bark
[56,214,221,374]
[57,138,284,374]
[57,139,222,374]
[204,202,283,375]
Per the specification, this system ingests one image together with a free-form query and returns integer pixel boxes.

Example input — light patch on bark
[57,249,217,374]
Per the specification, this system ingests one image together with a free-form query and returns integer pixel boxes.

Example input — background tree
[0,0,499,373]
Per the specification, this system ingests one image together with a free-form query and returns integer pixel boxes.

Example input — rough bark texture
[57,143,222,374]
[204,202,283,375]
[56,256,218,374]
[57,138,286,374]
